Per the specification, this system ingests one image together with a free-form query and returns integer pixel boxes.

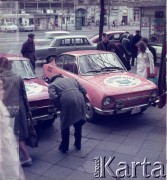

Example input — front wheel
[86,101,98,123]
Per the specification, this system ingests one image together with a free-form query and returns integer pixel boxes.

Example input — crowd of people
[96,30,157,80]
[0,30,158,178]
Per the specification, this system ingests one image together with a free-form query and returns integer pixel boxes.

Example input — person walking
[136,41,155,78]
[0,57,32,166]
[130,30,142,66]
[97,33,109,51]
[48,75,87,153]
[141,37,157,64]
[21,33,36,70]
[107,42,131,71]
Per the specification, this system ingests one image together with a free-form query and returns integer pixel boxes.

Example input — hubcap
[86,102,94,119]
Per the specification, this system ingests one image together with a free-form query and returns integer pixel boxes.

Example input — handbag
[147,66,158,78]
[146,53,158,78]
[26,116,38,148]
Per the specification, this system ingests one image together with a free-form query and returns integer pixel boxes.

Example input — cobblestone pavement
[24,64,166,180]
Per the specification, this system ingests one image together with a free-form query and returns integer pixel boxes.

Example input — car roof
[63,50,112,56]
[45,31,70,34]
[0,53,29,61]
[53,35,88,39]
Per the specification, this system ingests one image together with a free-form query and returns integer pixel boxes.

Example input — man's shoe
[59,145,67,153]
[74,143,81,150]
[21,157,32,166]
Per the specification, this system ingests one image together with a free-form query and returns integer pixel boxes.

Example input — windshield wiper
[101,67,124,71]
[85,69,102,73]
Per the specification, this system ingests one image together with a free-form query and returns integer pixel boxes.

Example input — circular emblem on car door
[25,83,43,95]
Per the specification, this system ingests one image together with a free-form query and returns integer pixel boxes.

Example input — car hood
[81,72,157,95]
[24,78,49,102]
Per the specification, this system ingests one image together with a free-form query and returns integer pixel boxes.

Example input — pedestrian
[21,33,36,70]
[130,30,142,66]
[107,42,131,71]
[0,57,32,166]
[48,75,87,153]
[97,33,109,51]
[136,41,155,78]
[120,33,131,53]
[112,20,116,27]
[0,79,26,180]
[141,37,157,64]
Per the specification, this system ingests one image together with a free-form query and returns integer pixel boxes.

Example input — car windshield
[79,53,125,75]
[12,60,36,79]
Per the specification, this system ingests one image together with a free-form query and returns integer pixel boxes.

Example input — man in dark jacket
[21,33,36,70]
[130,30,142,66]
[107,42,131,71]
[141,37,157,63]
[97,33,109,51]
[48,75,87,153]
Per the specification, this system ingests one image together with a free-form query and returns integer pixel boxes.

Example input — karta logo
[25,83,43,95]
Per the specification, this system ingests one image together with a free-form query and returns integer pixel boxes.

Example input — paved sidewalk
[24,97,166,179]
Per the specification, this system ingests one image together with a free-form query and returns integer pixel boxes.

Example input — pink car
[0,54,57,126]
[43,50,159,122]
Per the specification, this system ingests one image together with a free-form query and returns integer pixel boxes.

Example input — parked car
[0,22,18,32]
[43,50,159,122]
[90,31,129,44]
[35,35,96,63]
[0,54,57,126]
[18,24,35,32]
[35,31,70,46]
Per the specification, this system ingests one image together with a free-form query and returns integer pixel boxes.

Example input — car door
[55,38,76,56]
[61,54,79,79]
[74,38,96,51]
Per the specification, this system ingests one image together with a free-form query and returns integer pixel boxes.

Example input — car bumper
[94,99,160,115]
[30,105,57,125]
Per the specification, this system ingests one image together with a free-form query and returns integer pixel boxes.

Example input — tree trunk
[99,0,104,41]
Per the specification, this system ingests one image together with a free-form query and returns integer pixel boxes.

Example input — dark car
[35,35,96,63]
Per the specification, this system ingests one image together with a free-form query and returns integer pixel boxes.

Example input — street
[0,27,166,180]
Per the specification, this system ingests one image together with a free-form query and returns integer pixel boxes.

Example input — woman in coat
[0,79,25,179]
[0,57,32,166]
[136,41,155,78]
[48,75,87,153]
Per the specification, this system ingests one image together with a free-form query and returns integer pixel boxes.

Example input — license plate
[131,107,141,114]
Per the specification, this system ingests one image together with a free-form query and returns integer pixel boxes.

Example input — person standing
[107,42,131,71]
[21,33,36,70]
[97,33,109,51]
[0,79,25,180]
[136,41,155,78]
[0,57,32,166]
[48,75,87,153]
[130,30,142,66]
[141,37,157,64]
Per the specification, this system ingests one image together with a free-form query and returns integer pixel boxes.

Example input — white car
[35,31,70,46]
[19,24,35,32]
[0,22,18,32]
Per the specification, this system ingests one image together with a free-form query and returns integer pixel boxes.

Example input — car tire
[86,101,98,123]
[46,55,57,63]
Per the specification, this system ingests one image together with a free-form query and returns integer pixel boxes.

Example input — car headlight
[103,97,111,106]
